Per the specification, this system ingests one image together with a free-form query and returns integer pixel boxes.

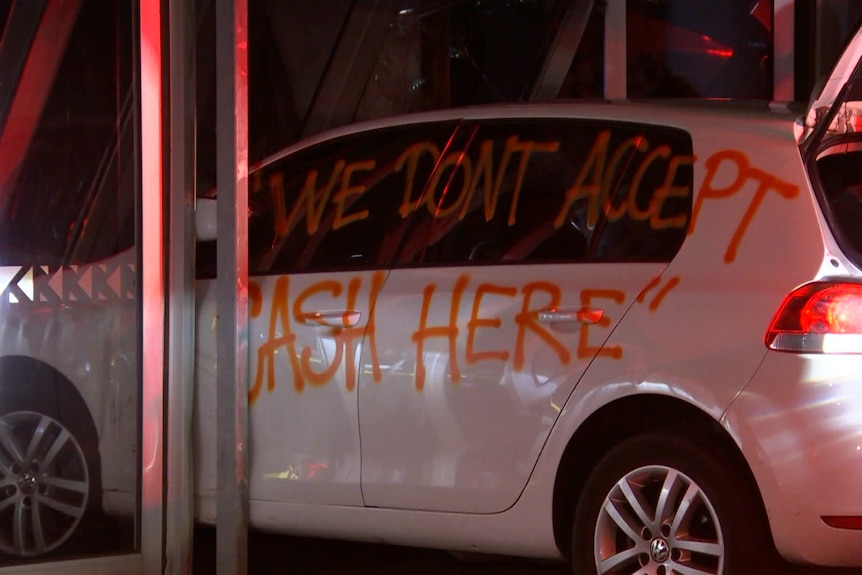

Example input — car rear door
[358,117,696,513]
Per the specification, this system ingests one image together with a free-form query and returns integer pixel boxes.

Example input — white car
[191,55,862,575]
[3,22,862,575]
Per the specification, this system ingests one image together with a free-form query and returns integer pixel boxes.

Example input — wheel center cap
[650,537,670,563]
[17,472,37,495]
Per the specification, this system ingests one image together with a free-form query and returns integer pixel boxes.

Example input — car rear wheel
[572,432,770,575]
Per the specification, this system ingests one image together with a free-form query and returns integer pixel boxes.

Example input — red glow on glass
[140,0,164,510]
[705,48,734,59]
[750,2,772,32]
[0,1,81,198]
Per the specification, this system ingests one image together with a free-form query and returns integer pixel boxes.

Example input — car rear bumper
[724,351,862,566]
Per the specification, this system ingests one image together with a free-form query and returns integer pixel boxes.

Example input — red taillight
[822,515,862,530]
[800,285,862,333]
[766,282,862,353]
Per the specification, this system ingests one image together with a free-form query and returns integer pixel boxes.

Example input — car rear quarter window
[411,119,693,266]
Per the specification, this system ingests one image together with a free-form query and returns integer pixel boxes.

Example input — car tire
[0,363,101,559]
[571,432,771,575]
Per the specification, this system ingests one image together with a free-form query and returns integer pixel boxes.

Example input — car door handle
[537,307,604,324]
[296,310,362,328]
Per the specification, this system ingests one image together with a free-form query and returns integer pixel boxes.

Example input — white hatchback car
[3,24,862,575]
[191,43,862,575]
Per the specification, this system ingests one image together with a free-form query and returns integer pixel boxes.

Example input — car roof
[255,100,801,171]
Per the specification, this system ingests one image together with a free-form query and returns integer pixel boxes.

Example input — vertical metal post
[300,0,398,137]
[530,0,595,101]
[772,0,795,106]
[604,0,627,100]
[139,0,166,573]
[165,0,196,573]
[215,0,249,574]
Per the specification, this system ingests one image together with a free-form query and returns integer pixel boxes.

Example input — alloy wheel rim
[594,465,724,574]
[0,411,89,556]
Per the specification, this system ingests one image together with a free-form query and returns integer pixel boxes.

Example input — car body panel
[358,262,662,513]
[194,269,386,506]
[724,352,862,566]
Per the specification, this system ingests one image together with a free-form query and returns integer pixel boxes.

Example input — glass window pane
[419,120,593,265]
[0,0,139,564]
[355,0,570,122]
[592,127,693,261]
[796,0,862,101]
[627,0,773,99]
[558,2,605,99]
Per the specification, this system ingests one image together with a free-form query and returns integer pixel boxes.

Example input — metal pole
[215,0,249,573]
[772,0,796,107]
[138,0,166,572]
[530,0,595,100]
[300,0,398,137]
[165,0,196,572]
[604,0,626,100]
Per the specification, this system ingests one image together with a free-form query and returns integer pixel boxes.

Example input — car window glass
[415,119,693,266]
[417,121,590,265]
[592,126,693,261]
[247,121,458,275]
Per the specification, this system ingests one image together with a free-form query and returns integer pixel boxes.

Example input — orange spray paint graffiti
[247,273,632,402]
[578,289,625,359]
[248,271,385,404]
[242,139,803,405]
[466,283,518,365]
[635,275,681,312]
[553,130,695,231]
[513,281,570,370]
[412,275,469,391]
[396,135,560,225]
[689,150,799,263]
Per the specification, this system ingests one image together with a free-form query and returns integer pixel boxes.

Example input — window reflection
[626,0,773,99]
[355,0,572,121]
[558,1,605,100]
[0,0,139,564]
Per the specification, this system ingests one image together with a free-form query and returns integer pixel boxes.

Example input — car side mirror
[195,197,218,241]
